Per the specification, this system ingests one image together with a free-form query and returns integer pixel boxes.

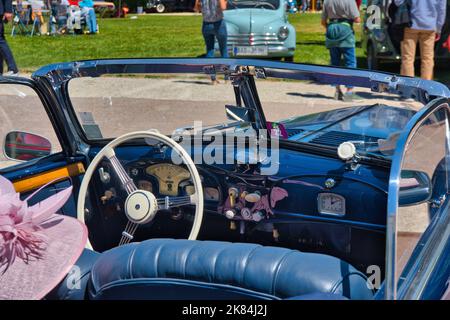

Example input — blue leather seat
[46,249,100,300]
[88,239,374,300]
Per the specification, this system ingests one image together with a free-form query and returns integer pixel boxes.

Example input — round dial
[146,163,190,196]
[204,187,220,201]
[137,180,153,193]
[318,193,345,216]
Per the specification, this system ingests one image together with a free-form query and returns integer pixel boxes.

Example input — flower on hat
[0,175,72,274]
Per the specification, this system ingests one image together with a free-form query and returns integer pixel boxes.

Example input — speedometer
[317,193,346,217]
[146,163,190,196]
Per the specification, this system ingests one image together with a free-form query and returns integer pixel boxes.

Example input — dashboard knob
[225,209,236,219]
[252,211,265,222]
[228,187,239,207]
[245,191,261,203]
[337,142,356,161]
[241,207,252,220]
[98,167,110,184]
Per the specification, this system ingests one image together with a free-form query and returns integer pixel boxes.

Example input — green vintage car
[361,0,450,69]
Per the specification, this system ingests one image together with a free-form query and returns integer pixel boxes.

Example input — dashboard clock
[317,193,346,217]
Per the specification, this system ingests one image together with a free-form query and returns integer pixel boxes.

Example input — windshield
[254,76,424,160]
[68,74,246,139]
[68,68,425,161]
[227,0,280,10]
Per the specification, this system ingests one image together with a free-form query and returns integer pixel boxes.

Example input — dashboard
[127,162,221,202]
[88,145,389,273]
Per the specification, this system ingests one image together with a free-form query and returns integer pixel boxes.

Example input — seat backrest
[88,239,374,300]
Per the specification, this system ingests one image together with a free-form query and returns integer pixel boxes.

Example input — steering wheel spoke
[104,147,138,195]
[157,194,196,210]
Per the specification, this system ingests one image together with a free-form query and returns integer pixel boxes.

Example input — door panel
[0,80,83,218]
[2,156,86,217]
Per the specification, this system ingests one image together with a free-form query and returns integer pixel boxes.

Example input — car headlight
[278,26,289,40]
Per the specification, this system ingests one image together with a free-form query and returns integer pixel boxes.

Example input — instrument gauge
[317,193,345,217]
[204,187,220,202]
[146,163,191,196]
[137,180,153,193]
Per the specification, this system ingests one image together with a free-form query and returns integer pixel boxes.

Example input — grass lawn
[5,13,359,72]
[5,12,449,84]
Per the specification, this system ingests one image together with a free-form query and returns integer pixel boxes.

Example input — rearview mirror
[225,105,255,123]
[3,131,52,162]
[398,170,432,206]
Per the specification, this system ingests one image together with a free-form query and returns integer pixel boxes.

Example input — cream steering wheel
[77,131,204,249]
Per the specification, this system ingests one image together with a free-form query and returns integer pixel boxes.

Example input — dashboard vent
[310,131,380,147]
[286,128,305,138]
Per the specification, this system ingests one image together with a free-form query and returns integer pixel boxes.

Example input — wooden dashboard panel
[13,162,85,193]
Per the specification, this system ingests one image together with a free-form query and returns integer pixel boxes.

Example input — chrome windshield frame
[385,97,450,300]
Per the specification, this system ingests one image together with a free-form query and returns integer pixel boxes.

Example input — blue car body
[0,58,449,300]
[224,0,296,59]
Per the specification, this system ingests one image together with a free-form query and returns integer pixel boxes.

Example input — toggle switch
[100,190,114,204]
[98,167,111,184]
[273,228,280,242]
[245,191,261,203]
[228,187,238,207]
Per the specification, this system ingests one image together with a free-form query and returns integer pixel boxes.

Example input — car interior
[2,59,449,300]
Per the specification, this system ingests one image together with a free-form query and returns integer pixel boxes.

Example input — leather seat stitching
[128,245,138,279]
[241,245,261,287]
[272,251,295,296]
[212,245,229,283]
[183,243,197,279]
[330,271,368,295]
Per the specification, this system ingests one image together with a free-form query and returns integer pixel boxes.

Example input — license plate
[234,46,268,56]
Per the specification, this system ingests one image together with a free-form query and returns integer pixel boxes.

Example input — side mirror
[398,170,432,207]
[3,131,52,162]
[225,105,255,123]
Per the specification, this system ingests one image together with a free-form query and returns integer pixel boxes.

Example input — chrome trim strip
[385,99,450,300]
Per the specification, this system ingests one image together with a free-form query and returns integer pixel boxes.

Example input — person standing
[395,0,447,80]
[0,0,19,75]
[194,0,228,59]
[79,0,97,34]
[322,0,361,101]
[194,0,228,84]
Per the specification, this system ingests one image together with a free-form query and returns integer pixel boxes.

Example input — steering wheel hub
[125,190,158,224]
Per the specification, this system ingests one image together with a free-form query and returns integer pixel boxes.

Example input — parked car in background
[224,0,296,61]
[93,1,116,17]
[145,0,194,13]
[361,0,450,70]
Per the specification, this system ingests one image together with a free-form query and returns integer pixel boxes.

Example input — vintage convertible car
[0,58,449,300]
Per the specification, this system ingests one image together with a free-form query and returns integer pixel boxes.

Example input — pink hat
[0,175,87,300]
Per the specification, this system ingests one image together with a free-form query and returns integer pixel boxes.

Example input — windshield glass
[255,76,424,160]
[68,70,425,160]
[68,74,245,139]
[227,0,280,10]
